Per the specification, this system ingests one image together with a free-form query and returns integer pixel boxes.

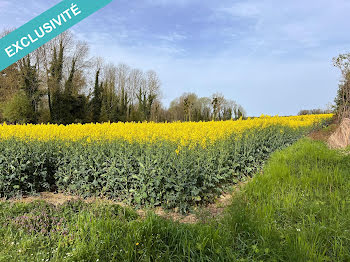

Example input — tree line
[0,30,245,124]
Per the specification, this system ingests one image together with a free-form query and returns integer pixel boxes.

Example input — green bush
[2,91,34,124]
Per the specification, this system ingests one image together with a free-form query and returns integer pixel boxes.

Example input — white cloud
[157,32,187,42]
[217,2,260,18]
[0,0,10,8]
[144,0,193,7]
[211,0,350,55]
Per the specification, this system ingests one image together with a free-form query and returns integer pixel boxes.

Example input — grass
[224,138,350,261]
[0,138,350,261]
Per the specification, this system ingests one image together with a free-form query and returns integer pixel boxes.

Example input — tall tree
[47,40,64,122]
[91,69,102,122]
[18,56,41,122]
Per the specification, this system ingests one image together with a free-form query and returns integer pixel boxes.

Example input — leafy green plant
[0,139,59,198]
[0,126,307,211]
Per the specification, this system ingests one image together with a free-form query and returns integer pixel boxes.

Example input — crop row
[0,125,312,212]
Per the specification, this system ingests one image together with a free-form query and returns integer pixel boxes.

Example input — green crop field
[1,138,349,261]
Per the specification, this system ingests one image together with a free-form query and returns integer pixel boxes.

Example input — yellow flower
[136,243,139,246]
[0,114,333,147]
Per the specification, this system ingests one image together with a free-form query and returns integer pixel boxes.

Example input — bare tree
[129,69,143,106]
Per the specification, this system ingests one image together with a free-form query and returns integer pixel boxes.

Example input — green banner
[0,0,113,72]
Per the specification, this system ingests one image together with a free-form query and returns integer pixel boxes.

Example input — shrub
[2,91,34,124]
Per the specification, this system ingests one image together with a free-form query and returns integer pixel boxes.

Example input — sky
[1,0,349,116]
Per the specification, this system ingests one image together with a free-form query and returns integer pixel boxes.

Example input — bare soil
[308,124,337,142]
[327,119,350,149]
[1,182,248,224]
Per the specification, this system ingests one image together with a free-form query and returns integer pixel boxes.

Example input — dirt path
[2,181,248,224]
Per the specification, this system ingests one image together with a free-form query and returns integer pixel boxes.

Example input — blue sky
[1,0,350,116]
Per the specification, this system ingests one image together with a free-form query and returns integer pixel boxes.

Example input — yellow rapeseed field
[0,114,332,146]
